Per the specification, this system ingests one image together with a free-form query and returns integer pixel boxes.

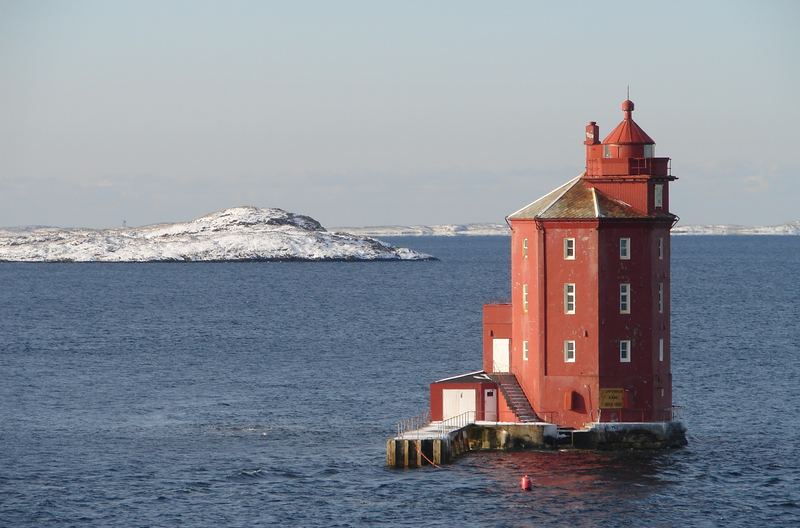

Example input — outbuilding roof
[507,176,649,220]
[432,371,494,384]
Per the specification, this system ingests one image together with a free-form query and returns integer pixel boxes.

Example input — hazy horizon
[2,1,798,229]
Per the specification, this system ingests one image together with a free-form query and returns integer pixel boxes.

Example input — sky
[1,0,798,228]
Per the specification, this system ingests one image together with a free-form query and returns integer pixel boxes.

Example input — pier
[386,411,557,468]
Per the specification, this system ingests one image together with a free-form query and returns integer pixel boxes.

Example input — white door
[492,338,510,372]
[442,389,476,421]
[484,389,497,421]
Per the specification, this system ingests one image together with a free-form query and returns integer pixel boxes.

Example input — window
[643,144,655,158]
[658,237,664,260]
[522,284,529,313]
[620,340,631,362]
[620,283,630,314]
[658,282,664,314]
[603,145,611,158]
[564,340,576,363]
[564,284,576,314]
[523,341,529,361]
[564,238,575,260]
[620,238,630,260]
[655,184,663,208]
[659,338,664,362]
[523,238,528,258]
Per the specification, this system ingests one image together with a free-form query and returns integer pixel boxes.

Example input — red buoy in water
[520,474,532,491]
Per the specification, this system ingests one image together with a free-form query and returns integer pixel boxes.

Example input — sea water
[1,236,798,526]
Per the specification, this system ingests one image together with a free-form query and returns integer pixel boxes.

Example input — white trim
[620,283,631,314]
[522,284,529,313]
[620,340,631,362]
[564,340,576,363]
[523,340,529,361]
[507,173,583,219]
[433,370,488,383]
[563,238,575,260]
[591,187,601,218]
[564,283,576,314]
[620,237,631,260]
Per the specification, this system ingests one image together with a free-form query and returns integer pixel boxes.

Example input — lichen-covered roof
[507,176,651,220]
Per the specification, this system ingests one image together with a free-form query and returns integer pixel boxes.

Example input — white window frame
[522,284,529,313]
[523,238,528,258]
[620,283,631,314]
[564,340,576,363]
[658,237,664,260]
[620,237,631,260]
[523,340,529,361]
[655,184,663,208]
[659,338,664,362]
[564,238,575,260]
[619,340,631,363]
[564,283,576,314]
[658,282,664,314]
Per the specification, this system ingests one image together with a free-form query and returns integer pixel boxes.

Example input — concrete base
[571,421,688,449]
[387,423,557,468]
[387,421,687,468]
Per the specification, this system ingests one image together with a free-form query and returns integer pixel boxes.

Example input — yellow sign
[599,389,624,409]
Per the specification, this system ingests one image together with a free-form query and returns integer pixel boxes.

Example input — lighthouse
[429,100,686,445]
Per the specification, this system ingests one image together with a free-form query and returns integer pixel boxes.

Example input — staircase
[489,373,541,423]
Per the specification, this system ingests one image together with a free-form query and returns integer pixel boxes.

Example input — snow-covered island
[0,207,434,262]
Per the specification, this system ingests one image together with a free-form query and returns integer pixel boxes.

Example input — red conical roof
[602,99,655,145]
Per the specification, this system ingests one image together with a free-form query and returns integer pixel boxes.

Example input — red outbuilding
[430,99,678,431]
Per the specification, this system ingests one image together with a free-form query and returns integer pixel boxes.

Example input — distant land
[0,207,433,262]
[336,220,800,237]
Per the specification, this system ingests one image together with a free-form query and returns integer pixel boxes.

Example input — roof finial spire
[627,84,630,100]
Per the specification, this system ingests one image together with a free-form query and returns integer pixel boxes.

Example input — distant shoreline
[335,221,800,237]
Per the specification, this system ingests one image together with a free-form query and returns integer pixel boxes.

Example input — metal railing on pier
[396,410,430,439]
[437,410,476,437]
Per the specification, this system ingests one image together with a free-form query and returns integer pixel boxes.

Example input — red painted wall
[429,381,497,421]
[508,212,674,427]
[482,304,512,374]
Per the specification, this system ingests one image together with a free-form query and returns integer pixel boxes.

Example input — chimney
[584,121,600,146]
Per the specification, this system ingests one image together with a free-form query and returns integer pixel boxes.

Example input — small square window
[643,144,655,158]
[603,145,611,158]
[564,340,576,363]
[523,238,528,258]
[620,283,630,314]
[564,238,575,260]
[564,284,576,314]
[620,340,631,362]
[658,282,664,314]
[619,238,630,260]
[659,338,664,362]
[523,341,529,361]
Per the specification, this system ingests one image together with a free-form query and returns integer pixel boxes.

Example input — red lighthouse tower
[430,99,686,445]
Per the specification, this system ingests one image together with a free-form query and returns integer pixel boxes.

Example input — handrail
[438,410,476,437]
[395,410,430,439]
